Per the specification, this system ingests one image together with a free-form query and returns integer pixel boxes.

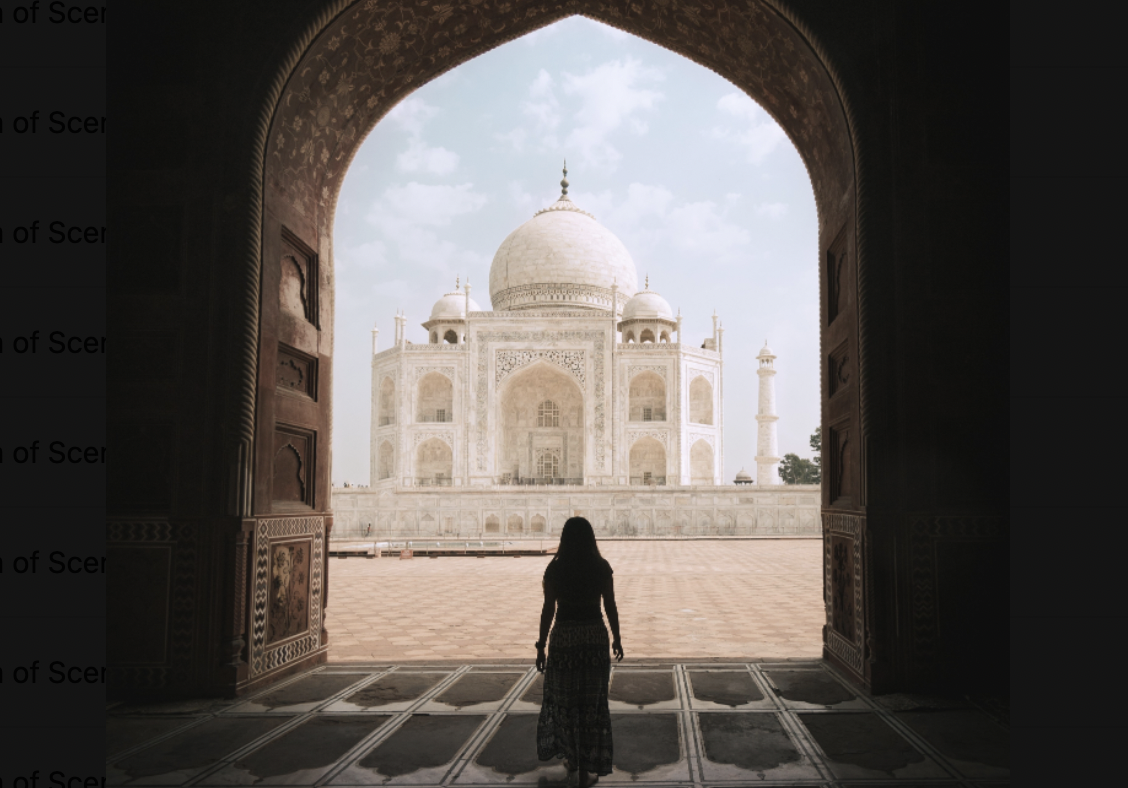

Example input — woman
[535,517,624,786]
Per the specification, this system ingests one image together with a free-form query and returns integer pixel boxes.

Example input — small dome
[430,290,480,320]
[757,342,775,358]
[734,467,753,482]
[622,285,674,322]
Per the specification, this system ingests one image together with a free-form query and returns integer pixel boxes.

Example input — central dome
[489,190,638,313]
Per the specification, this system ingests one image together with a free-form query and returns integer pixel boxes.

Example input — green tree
[810,427,822,484]
[779,453,819,484]
[779,427,822,484]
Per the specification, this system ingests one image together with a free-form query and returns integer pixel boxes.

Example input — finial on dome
[456,276,460,290]
[560,159,569,199]
[645,274,649,290]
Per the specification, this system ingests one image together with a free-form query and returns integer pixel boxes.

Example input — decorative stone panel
[413,430,455,448]
[278,343,318,399]
[688,432,715,449]
[627,430,670,448]
[496,349,586,387]
[823,512,864,674]
[628,365,668,381]
[413,365,456,383]
[250,516,324,678]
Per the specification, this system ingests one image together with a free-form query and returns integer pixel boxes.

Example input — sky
[331,16,820,485]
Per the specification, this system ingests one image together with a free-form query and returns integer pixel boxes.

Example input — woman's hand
[535,643,547,673]
[612,638,624,662]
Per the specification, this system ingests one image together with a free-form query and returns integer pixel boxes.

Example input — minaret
[755,341,781,484]
[463,278,472,344]
[371,323,379,355]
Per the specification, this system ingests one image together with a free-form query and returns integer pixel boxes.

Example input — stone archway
[108,0,1009,699]
[498,361,584,482]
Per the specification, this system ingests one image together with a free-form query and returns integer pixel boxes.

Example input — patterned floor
[107,661,1008,787]
[325,540,825,662]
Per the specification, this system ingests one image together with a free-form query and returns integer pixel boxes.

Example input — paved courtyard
[325,539,824,663]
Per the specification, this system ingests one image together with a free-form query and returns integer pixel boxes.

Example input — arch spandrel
[264,1,854,236]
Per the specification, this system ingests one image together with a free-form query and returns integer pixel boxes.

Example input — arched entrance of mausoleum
[498,362,585,484]
[107,0,1008,701]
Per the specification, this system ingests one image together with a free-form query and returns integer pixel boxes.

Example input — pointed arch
[378,375,396,426]
[377,440,394,481]
[629,371,666,422]
[690,439,714,484]
[689,376,714,425]
[415,437,452,484]
[629,436,666,485]
[416,371,453,423]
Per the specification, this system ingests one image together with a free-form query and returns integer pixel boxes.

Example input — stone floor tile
[798,712,951,781]
[108,716,293,785]
[201,715,389,785]
[894,709,1009,779]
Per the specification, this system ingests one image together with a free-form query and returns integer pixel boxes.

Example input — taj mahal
[331,169,820,540]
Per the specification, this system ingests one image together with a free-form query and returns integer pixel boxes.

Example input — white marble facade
[350,173,818,538]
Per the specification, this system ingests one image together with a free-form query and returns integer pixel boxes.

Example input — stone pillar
[371,324,379,355]
[755,342,781,484]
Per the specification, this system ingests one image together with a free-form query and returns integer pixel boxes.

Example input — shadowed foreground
[107,661,1009,785]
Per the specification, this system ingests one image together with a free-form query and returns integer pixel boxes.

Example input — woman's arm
[603,573,624,661]
[538,577,557,645]
[536,577,557,671]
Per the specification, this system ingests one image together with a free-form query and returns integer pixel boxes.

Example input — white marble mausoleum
[331,170,820,540]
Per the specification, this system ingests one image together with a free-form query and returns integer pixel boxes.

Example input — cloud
[396,138,459,175]
[495,59,663,166]
[370,183,487,226]
[711,92,787,165]
[561,58,664,169]
[572,183,751,265]
[385,96,461,175]
[334,239,388,272]
[362,183,488,275]
[755,202,789,221]
[494,127,528,152]
[524,69,561,131]
[386,96,438,135]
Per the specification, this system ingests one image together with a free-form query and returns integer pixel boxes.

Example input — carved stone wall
[331,486,821,540]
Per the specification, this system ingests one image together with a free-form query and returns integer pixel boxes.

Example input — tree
[779,428,822,485]
[810,427,822,484]
[779,453,819,484]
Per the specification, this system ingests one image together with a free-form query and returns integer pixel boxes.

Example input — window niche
[280,227,319,328]
[273,424,316,510]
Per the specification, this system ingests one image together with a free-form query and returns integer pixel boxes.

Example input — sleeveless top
[545,557,613,622]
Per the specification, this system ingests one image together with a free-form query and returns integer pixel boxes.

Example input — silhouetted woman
[535,517,624,786]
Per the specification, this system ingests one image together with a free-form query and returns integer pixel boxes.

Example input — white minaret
[755,341,781,484]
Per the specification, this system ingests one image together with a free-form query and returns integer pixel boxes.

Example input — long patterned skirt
[536,618,613,775]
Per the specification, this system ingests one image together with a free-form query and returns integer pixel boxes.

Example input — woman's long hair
[551,517,603,565]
